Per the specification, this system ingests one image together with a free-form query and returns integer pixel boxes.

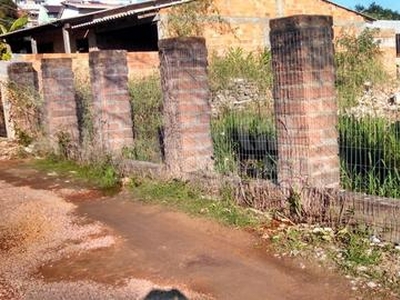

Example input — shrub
[127,75,163,163]
[209,47,273,94]
[339,116,400,197]
[335,28,388,109]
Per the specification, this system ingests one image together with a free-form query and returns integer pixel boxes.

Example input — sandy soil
[0,159,363,300]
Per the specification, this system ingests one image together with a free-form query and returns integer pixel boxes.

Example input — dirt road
[0,160,359,299]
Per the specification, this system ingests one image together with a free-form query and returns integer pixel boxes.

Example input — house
[58,0,118,19]
[5,0,398,74]
[2,0,188,54]
[367,20,400,62]
[1,0,375,55]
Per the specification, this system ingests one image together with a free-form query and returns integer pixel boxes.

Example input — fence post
[1,62,39,139]
[89,50,134,155]
[158,37,214,176]
[270,15,339,189]
[42,58,79,148]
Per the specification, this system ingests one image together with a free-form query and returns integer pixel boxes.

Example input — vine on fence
[5,81,42,145]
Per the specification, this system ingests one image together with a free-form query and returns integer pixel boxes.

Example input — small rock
[261,233,270,240]
[356,266,368,272]
[366,281,377,289]
[370,235,381,244]
[23,146,33,153]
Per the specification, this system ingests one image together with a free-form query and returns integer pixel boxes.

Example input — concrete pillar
[62,25,71,54]
[159,37,214,176]
[89,50,134,154]
[41,58,79,144]
[270,15,339,188]
[4,62,39,138]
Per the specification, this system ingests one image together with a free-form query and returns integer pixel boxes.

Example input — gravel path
[0,164,205,300]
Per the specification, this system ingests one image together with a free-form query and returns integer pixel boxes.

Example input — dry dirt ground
[0,158,369,300]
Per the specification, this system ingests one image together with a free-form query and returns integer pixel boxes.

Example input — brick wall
[159,37,214,176]
[89,50,134,154]
[15,52,160,79]
[6,62,40,137]
[126,52,159,78]
[41,58,79,148]
[373,28,398,77]
[271,15,339,189]
[160,0,369,55]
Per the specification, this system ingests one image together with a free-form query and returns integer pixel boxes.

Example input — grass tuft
[33,155,120,190]
[128,177,270,228]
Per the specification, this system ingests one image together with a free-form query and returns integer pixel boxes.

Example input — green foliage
[211,114,238,174]
[129,177,268,228]
[339,116,400,198]
[336,228,382,269]
[34,155,121,190]
[55,131,73,160]
[0,42,10,60]
[335,29,387,109]
[166,0,223,37]
[355,2,400,20]
[0,0,19,29]
[0,15,28,34]
[15,127,33,147]
[0,15,29,61]
[211,109,276,176]
[6,80,43,141]
[74,73,93,145]
[209,47,273,94]
[209,47,275,177]
[126,75,163,162]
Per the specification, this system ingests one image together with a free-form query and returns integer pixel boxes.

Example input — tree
[0,15,28,60]
[355,2,400,20]
[0,15,28,34]
[0,0,20,28]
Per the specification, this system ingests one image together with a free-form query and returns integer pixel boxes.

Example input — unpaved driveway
[0,160,361,300]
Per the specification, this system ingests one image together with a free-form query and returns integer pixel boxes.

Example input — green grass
[74,74,93,144]
[339,116,400,197]
[335,29,388,109]
[211,107,276,176]
[128,176,270,228]
[33,155,121,190]
[126,75,163,163]
[270,224,400,298]
[209,47,273,94]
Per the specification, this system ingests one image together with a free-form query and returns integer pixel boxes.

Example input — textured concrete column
[89,50,134,154]
[159,37,214,176]
[5,62,39,138]
[42,58,79,143]
[270,15,339,188]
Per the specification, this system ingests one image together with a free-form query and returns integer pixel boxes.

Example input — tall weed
[335,29,388,109]
[127,75,163,163]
